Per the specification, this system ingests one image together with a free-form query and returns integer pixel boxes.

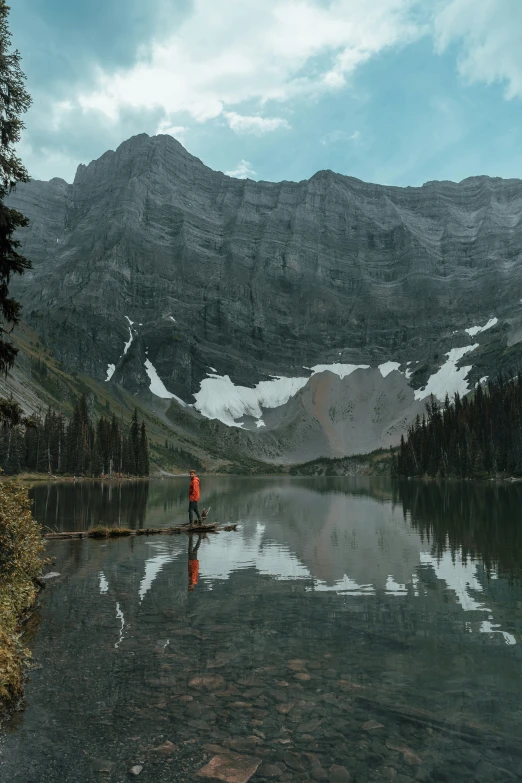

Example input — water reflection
[394,480,522,581]
[31,480,150,531]
[4,477,522,782]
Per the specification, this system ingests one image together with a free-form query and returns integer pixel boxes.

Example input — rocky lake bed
[1,476,522,782]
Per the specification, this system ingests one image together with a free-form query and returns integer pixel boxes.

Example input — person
[188,469,202,526]
[188,533,202,592]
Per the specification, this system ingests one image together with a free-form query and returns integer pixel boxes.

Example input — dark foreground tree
[0,1,31,424]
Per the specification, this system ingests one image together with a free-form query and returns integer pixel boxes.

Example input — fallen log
[44,523,238,540]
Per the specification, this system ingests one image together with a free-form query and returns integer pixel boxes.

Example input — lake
[1,477,522,782]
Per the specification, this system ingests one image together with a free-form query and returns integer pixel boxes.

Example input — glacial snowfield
[105,316,498,433]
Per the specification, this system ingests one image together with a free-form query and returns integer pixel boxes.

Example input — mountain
[6,133,522,465]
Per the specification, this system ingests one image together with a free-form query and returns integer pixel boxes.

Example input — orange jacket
[189,476,200,501]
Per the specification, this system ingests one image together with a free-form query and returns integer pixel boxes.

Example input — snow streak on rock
[414,345,479,402]
[465,317,498,337]
[144,358,187,406]
[123,316,135,355]
[105,363,115,382]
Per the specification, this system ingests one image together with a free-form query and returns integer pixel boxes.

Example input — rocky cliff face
[7,133,522,459]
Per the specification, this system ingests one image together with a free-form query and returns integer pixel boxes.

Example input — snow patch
[465,317,498,337]
[194,374,309,427]
[310,362,370,379]
[414,345,479,402]
[256,419,266,428]
[168,316,176,323]
[144,359,187,406]
[123,316,135,355]
[105,364,115,382]
[379,362,401,378]
[194,363,370,427]
[404,362,415,380]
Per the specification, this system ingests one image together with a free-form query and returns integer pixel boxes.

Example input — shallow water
[2,477,522,782]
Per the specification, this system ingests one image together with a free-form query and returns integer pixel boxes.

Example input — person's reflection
[188,534,202,592]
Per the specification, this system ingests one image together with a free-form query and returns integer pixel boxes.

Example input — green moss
[87,525,133,538]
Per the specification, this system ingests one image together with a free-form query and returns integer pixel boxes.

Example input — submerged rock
[328,764,351,783]
[362,719,384,731]
[197,753,261,782]
[189,674,226,690]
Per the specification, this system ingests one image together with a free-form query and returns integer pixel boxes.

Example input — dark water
[2,477,522,783]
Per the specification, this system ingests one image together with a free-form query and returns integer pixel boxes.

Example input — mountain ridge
[5,132,522,462]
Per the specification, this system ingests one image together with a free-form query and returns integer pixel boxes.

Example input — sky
[10,0,522,186]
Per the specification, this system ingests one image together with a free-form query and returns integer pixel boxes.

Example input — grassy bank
[0,481,45,708]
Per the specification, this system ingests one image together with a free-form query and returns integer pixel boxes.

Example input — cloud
[56,0,421,132]
[320,129,360,145]
[224,112,290,135]
[156,119,187,138]
[225,159,257,179]
[433,0,522,99]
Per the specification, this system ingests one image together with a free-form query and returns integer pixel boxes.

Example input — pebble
[129,766,143,776]
[258,763,284,778]
[189,674,225,690]
[196,753,261,783]
[152,740,176,754]
[328,764,351,783]
[362,719,384,731]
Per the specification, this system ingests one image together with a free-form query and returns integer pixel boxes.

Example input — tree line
[0,394,150,476]
[393,371,522,478]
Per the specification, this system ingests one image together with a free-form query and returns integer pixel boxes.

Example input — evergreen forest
[394,372,522,478]
[0,395,150,476]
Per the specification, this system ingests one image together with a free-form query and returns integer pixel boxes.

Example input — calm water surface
[2,477,522,783]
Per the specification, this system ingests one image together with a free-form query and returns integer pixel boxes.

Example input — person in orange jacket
[188,469,202,526]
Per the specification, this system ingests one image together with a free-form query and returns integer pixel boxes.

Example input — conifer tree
[0,1,32,429]
[0,399,150,477]
[396,373,522,479]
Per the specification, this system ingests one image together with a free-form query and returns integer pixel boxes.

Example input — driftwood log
[44,523,238,540]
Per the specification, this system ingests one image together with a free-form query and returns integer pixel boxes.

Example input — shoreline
[0,482,46,712]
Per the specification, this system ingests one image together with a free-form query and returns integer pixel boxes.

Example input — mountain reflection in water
[2,476,520,782]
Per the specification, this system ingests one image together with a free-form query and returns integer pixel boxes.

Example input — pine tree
[0,1,31,389]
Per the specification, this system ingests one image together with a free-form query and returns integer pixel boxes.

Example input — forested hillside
[394,372,522,478]
[0,394,149,476]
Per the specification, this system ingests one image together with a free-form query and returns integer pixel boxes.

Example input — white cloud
[321,128,360,145]
[225,159,257,179]
[224,112,290,135]
[55,0,421,133]
[156,119,187,138]
[433,0,522,99]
